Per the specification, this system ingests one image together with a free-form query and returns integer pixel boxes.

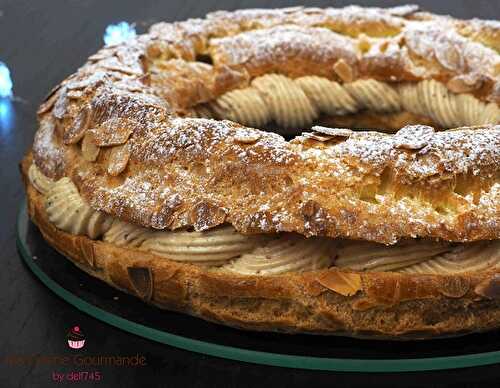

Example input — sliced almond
[66,90,84,99]
[357,33,372,54]
[92,117,135,146]
[447,75,483,94]
[81,132,100,162]
[63,105,91,145]
[394,125,435,150]
[52,87,69,119]
[302,132,335,142]
[79,238,96,269]
[475,275,500,300]
[435,45,464,72]
[107,144,131,176]
[234,131,261,144]
[333,59,354,83]
[37,89,60,114]
[317,270,362,296]
[127,267,153,301]
[312,126,353,138]
[438,276,470,298]
[88,50,114,62]
[189,201,227,231]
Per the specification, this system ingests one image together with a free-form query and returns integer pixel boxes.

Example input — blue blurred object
[0,62,13,98]
[0,99,14,132]
[0,61,14,132]
[103,22,136,46]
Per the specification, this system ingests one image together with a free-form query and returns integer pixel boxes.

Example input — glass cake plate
[17,202,500,372]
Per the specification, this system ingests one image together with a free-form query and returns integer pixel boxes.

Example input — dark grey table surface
[1,1,499,387]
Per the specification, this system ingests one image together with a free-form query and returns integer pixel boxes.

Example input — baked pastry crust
[23,5,500,338]
[31,6,500,244]
[21,155,500,338]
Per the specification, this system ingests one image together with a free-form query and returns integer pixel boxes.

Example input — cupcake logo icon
[67,326,85,349]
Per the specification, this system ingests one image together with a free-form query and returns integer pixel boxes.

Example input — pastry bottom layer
[21,156,500,338]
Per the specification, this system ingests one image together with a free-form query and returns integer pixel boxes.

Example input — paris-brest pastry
[22,5,500,338]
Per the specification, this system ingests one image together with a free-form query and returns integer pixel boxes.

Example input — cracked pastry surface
[29,4,500,243]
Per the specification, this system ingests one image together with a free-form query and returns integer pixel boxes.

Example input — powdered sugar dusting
[30,6,500,244]
[32,117,65,179]
[211,25,356,78]
[404,20,499,76]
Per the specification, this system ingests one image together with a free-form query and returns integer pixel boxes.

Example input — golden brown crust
[21,155,500,338]
[33,106,500,244]
[29,6,500,244]
[23,6,500,337]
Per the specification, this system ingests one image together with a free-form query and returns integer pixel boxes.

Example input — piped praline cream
[30,163,500,275]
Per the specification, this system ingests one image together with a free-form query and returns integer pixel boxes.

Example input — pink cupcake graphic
[67,326,85,349]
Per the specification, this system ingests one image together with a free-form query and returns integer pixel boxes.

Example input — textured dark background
[1,1,499,387]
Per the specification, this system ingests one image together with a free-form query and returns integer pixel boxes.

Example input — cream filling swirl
[336,239,500,274]
[344,79,401,113]
[103,220,153,248]
[211,87,271,128]
[138,225,269,265]
[30,163,499,275]
[201,76,499,129]
[221,235,336,275]
[44,177,113,239]
[28,163,55,194]
[251,74,317,128]
[294,76,359,116]
[335,239,452,272]
[103,220,270,265]
[399,240,500,274]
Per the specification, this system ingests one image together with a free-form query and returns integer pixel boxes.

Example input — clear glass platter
[17,202,500,372]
